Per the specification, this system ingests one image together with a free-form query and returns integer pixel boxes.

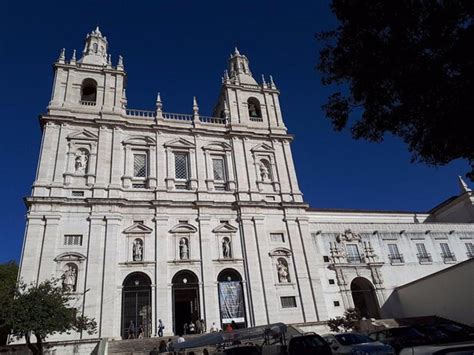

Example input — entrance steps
[107,334,204,354]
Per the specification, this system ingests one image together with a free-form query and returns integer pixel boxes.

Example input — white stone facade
[18,28,474,342]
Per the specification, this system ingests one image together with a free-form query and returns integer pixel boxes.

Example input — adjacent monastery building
[19,28,474,341]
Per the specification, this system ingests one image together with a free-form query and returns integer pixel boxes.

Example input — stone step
[107,334,203,354]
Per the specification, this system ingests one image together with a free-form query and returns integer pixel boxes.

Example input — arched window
[132,238,144,261]
[276,258,290,283]
[179,237,189,260]
[247,98,262,120]
[93,43,98,53]
[80,78,97,104]
[222,237,232,259]
[62,263,78,291]
[258,158,272,182]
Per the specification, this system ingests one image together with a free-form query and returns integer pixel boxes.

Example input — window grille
[416,243,432,263]
[175,153,189,180]
[466,243,474,258]
[270,233,285,243]
[281,296,297,308]
[323,255,330,262]
[346,244,362,263]
[388,244,404,263]
[132,183,146,189]
[329,279,335,285]
[133,153,147,178]
[71,191,84,197]
[440,243,456,262]
[64,235,82,246]
[212,158,226,181]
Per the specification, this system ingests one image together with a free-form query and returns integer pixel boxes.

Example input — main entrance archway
[121,272,152,339]
[350,277,380,319]
[172,270,200,335]
[218,268,246,329]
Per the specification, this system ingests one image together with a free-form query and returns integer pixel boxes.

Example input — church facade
[18,28,474,341]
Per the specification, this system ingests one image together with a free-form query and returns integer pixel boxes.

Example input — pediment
[164,138,195,149]
[123,222,153,234]
[202,142,232,152]
[251,143,274,153]
[123,135,156,146]
[169,223,197,234]
[54,252,86,262]
[67,129,98,141]
[212,222,238,233]
[269,248,292,257]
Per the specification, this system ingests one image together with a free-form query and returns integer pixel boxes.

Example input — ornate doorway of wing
[350,277,380,319]
[172,270,200,335]
[217,268,246,330]
[121,272,152,339]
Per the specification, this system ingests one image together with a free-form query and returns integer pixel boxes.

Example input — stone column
[154,214,172,335]
[36,122,60,187]
[100,215,122,338]
[37,215,61,281]
[93,126,111,197]
[238,215,268,325]
[148,146,157,188]
[122,145,132,188]
[284,215,318,322]
[19,215,45,284]
[225,151,236,191]
[189,148,198,190]
[51,124,69,197]
[109,128,123,196]
[82,215,106,336]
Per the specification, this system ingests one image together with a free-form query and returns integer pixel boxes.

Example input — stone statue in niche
[180,238,189,260]
[62,265,77,291]
[133,239,143,261]
[222,238,231,258]
[75,150,88,174]
[259,161,269,181]
[277,259,289,283]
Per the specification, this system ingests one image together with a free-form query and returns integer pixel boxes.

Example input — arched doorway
[121,272,152,339]
[172,270,200,335]
[218,268,246,329]
[350,277,380,319]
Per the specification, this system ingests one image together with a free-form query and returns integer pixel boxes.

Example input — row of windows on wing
[79,79,264,120]
[327,239,472,264]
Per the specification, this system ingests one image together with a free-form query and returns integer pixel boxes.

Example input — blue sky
[0,0,469,263]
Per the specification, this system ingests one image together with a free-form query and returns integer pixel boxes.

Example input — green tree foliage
[0,261,18,345]
[0,278,96,355]
[327,308,362,332]
[317,0,474,179]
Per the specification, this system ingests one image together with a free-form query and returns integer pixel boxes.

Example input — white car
[323,333,395,355]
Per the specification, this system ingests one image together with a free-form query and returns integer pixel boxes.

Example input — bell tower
[213,48,287,134]
[48,27,126,118]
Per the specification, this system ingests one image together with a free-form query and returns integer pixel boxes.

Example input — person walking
[195,319,202,334]
[128,320,136,339]
[200,319,206,333]
[158,319,164,337]
[188,320,195,334]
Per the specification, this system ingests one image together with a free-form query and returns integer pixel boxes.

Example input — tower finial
[269,75,276,88]
[458,176,472,193]
[70,49,76,64]
[58,48,66,63]
[261,74,267,88]
[117,55,124,70]
[156,92,163,112]
[234,47,240,56]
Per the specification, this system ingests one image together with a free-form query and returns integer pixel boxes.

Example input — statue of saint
[63,265,77,291]
[222,239,231,258]
[259,161,269,181]
[133,239,143,261]
[180,239,189,260]
[277,260,289,283]
[75,150,88,174]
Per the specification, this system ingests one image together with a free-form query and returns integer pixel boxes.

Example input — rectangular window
[388,244,404,263]
[175,153,189,180]
[346,244,361,263]
[270,233,285,243]
[71,190,84,197]
[416,243,431,263]
[329,279,335,285]
[466,242,474,258]
[333,301,340,307]
[212,157,226,181]
[323,255,330,262]
[440,243,456,262]
[281,296,297,308]
[64,235,82,246]
[133,153,147,178]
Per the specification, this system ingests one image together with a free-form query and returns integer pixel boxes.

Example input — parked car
[287,333,332,355]
[399,342,474,355]
[368,327,428,353]
[323,333,394,354]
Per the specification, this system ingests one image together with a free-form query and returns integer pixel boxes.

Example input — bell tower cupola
[79,26,108,66]
[227,47,257,85]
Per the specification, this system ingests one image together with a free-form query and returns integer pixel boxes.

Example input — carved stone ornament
[336,229,361,243]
